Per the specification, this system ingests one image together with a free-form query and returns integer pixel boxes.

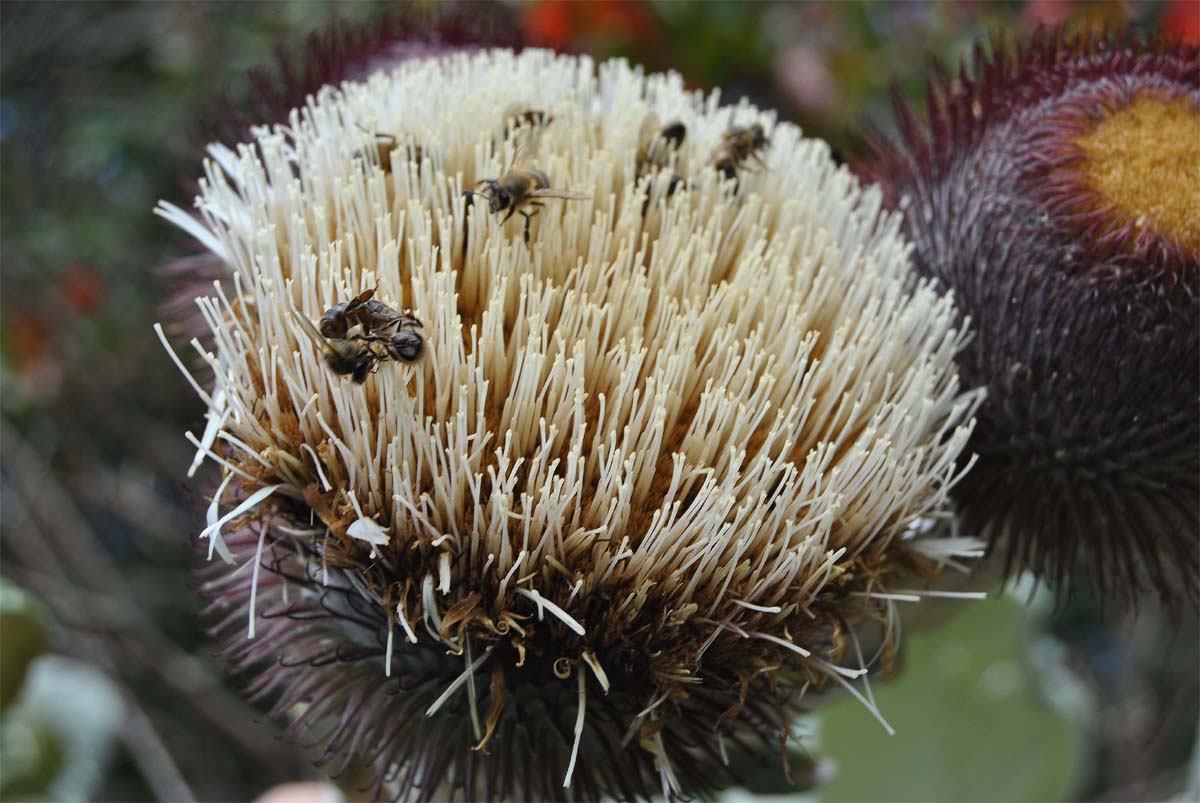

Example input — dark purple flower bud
[861,27,1199,606]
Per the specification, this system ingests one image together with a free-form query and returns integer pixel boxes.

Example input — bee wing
[291,309,332,352]
[637,112,661,151]
[348,288,376,310]
[509,128,542,172]
[529,189,591,201]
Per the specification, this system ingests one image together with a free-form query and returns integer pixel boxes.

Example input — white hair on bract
[158,48,982,802]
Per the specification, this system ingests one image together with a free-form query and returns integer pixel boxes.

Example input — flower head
[159,49,978,800]
[861,28,1199,604]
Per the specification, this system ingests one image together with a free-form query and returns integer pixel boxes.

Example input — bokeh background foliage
[1,2,1196,801]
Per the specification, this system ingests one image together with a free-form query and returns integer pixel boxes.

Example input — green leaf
[817,595,1085,803]
[0,580,52,711]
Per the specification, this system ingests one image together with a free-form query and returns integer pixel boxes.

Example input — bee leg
[460,191,475,264]
[519,203,544,245]
[357,124,396,144]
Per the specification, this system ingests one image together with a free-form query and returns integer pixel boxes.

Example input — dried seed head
[161,49,979,800]
[862,27,1200,606]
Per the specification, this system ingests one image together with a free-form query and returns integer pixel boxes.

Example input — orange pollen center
[1072,92,1200,254]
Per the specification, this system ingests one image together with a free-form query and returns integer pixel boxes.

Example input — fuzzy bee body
[319,290,371,339]
[323,338,379,384]
[310,289,425,381]
[710,123,770,182]
[476,132,588,244]
[637,114,687,176]
[385,330,425,363]
[637,114,688,212]
[481,168,551,214]
[319,288,407,339]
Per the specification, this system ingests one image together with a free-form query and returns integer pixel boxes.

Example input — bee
[319,288,407,339]
[640,173,688,216]
[636,113,687,176]
[459,189,477,261]
[710,123,770,182]
[637,113,688,213]
[323,321,424,382]
[476,132,590,244]
[300,291,425,383]
[355,127,424,175]
[503,103,554,132]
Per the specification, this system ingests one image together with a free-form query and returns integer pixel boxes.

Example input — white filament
[563,668,587,788]
[425,644,494,718]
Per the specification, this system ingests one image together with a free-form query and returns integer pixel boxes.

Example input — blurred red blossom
[57,263,106,316]
[1021,0,1076,30]
[776,44,837,114]
[521,0,658,52]
[5,308,62,400]
[1164,0,1200,44]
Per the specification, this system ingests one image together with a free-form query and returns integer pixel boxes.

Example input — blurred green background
[1,2,1196,801]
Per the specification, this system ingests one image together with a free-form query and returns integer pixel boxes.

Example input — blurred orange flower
[1164,0,1200,44]
[58,263,106,316]
[521,0,658,52]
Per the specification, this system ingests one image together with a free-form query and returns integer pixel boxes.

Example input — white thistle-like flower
[158,49,981,801]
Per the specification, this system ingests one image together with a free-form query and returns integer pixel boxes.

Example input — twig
[119,686,197,803]
[0,417,297,772]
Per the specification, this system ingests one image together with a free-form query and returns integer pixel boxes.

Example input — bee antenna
[356,122,390,137]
